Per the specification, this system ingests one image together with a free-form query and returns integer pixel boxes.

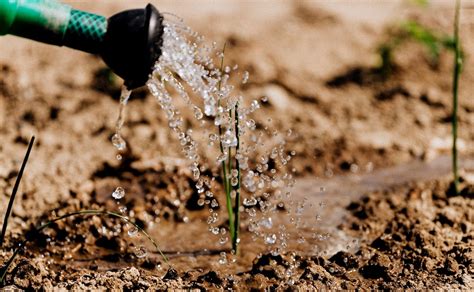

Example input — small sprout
[451,0,462,194]
[377,20,458,77]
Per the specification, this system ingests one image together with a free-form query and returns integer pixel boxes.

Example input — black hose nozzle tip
[101,4,164,89]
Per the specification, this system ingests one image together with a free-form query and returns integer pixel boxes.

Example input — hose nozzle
[101,4,164,89]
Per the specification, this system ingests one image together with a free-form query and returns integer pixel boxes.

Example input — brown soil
[0,0,473,290]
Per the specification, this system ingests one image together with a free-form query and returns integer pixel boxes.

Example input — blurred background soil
[0,0,473,289]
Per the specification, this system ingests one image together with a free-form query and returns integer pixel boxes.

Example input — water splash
[141,17,312,259]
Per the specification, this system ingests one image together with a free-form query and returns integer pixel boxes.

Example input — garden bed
[0,1,473,289]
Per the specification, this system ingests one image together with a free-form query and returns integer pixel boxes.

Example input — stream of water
[108,17,304,260]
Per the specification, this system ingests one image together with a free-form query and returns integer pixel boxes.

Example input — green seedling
[232,103,241,254]
[217,43,234,247]
[379,2,463,193]
[451,0,462,194]
[378,20,456,76]
[0,136,35,247]
[216,43,242,253]
[0,210,168,285]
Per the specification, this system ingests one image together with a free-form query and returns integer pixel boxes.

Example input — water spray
[0,0,164,89]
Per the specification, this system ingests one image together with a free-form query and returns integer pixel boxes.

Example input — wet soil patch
[1,177,472,289]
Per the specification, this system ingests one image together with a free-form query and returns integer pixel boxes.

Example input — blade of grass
[227,108,233,188]
[0,136,35,247]
[452,0,462,194]
[232,103,241,254]
[0,209,168,285]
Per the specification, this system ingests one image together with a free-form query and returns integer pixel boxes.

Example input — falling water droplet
[222,129,237,148]
[112,187,125,200]
[243,197,257,207]
[209,133,218,141]
[246,119,256,130]
[192,168,200,180]
[218,252,227,265]
[193,106,203,119]
[219,236,228,245]
[265,234,277,245]
[111,134,126,151]
[231,169,239,177]
[197,199,205,206]
[217,153,227,163]
[250,100,260,111]
[248,208,256,217]
[134,245,148,258]
[128,227,139,237]
[211,199,219,208]
[231,177,238,186]
[260,217,273,229]
[242,71,249,84]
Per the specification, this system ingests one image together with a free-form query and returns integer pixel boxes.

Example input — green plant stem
[225,113,235,244]
[232,103,241,254]
[227,109,233,175]
[218,126,235,242]
[452,0,461,194]
[216,43,235,243]
[0,210,168,285]
[0,136,35,247]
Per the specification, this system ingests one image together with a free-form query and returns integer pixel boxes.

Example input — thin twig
[0,136,35,247]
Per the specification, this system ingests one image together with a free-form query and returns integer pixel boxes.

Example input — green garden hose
[0,0,164,89]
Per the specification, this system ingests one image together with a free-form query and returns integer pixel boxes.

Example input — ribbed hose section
[63,10,107,54]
